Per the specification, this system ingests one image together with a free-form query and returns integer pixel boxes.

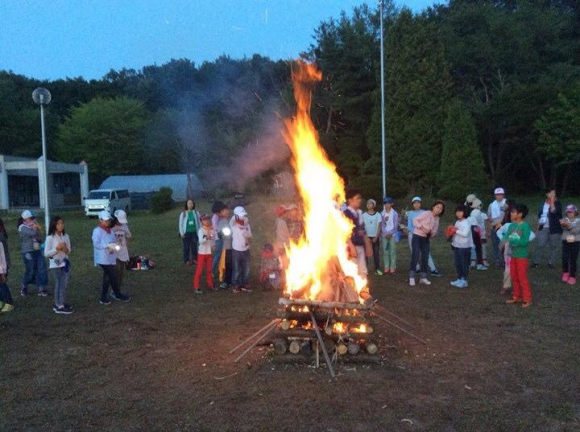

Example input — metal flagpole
[380,0,387,198]
[40,103,50,231]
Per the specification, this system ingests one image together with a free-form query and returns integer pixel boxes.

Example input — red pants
[193,254,213,289]
[510,257,532,302]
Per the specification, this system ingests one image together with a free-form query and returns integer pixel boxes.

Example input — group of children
[180,199,253,294]
[0,208,133,315]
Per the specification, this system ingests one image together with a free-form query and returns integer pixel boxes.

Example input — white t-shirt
[112,224,131,262]
[539,203,550,227]
[363,212,382,238]
[232,222,252,252]
[197,227,216,255]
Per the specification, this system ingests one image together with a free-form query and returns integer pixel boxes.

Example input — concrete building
[0,154,89,210]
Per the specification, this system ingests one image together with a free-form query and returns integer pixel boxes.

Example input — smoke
[157,58,293,194]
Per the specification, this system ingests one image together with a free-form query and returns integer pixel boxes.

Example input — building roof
[99,174,204,201]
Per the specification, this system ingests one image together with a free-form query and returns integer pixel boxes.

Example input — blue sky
[0,0,440,81]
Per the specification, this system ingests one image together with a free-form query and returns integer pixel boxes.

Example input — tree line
[1,0,579,199]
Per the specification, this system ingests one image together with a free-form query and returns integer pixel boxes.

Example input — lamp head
[32,87,52,105]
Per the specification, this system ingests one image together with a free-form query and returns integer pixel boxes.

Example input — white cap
[471,198,482,209]
[494,187,505,195]
[411,196,422,203]
[21,210,33,219]
[114,209,128,224]
[233,206,247,217]
[98,210,112,221]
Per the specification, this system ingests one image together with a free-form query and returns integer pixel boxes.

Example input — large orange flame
[282,61,367,302]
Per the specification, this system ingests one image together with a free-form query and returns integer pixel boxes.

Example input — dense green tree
[439,100,488,200]
[535,83,580,193]
[56,97,148,183]
[384,8,453,195]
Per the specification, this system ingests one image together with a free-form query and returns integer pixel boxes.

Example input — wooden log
[289,340,301,355]
[277,311,371,323]
[364,342,378,355]
[348,342,361,355]
[279,297,373,311]
[272,338,287,355]
[336,343,348,356]
[281,320,291,331]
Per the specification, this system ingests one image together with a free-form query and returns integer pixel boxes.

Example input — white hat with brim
[114,210,128,224]
[471,198,483,209]
[494,188,505,195]
[411,196,422,203]
[21,210,33,219]
[98,210,112,221]
[233,206,247,217]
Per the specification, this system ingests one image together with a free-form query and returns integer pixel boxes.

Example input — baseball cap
[466,194,477,203]
[411,196,422,203]
[114,210,128,224]
[21,210,33,219]
[383,196,394,204]
[566,205,578,213]
[233,206,247,217]
[98,210,112,221]
[494,187,505,195]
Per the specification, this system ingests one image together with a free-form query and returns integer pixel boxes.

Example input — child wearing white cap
[231,206,253,293]
[92,210,130,305]
[487,188,507,266]
[18,210,49,297]
[113,210,132,292]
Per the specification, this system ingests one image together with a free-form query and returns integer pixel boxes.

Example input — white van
[84,189,131,217]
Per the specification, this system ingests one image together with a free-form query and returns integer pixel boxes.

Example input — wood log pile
[266,298,379,363]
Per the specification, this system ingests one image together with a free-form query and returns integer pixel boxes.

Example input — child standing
[468,199,488,270]
[409,201,445,286]
[211,201,227,276]
[231,206,253,293]
[450,206,473,288]
[0,235,14,313]
[560,205,580,285]
[193,214,216,294]
[44,216,72,314]
[92,211,130,305]
[363,199,383,275]
[18,210,49,297]
[502,204,533,308]
[216,205,233,289]
[113,210,131,292]
[343,190,368,278]
[380,197,399,275]
[406,197,442,277]
[0,218,11,277]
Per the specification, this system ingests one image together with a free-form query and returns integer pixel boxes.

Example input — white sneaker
[409,278,416,287]
[451,279,461,287]
[476,264,488,271]
[459,279,469,288]
[419,278,431,285]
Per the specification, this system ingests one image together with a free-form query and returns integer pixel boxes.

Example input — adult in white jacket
[0,240,14,312]
[44,216,72,314]
[179,199,201,266]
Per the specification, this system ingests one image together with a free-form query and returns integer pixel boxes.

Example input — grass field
[1,196,579,431]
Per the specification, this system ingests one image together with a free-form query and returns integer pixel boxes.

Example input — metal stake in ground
[229,319,280,354]
[310,310,336,378]
[372,313,427,345]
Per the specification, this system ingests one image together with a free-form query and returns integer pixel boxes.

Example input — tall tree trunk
[561,164,572,197]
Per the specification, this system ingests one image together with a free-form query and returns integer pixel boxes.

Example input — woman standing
[45,216,73,314]
[179,199,201,266]
[18,210,48,297]
[409,201,445,287]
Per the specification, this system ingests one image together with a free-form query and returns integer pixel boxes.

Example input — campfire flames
[282,61,367,303]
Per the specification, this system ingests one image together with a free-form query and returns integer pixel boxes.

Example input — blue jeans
[212,239,224,274]
[453,247,471,280]
[0,278,13,305]
[409,235,430,279]
[232,250,250,287]
[51,267,69,307]
[21,251,48,290]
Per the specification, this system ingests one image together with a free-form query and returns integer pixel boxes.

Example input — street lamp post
[32,87,52,231]
[379,0,387,198]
